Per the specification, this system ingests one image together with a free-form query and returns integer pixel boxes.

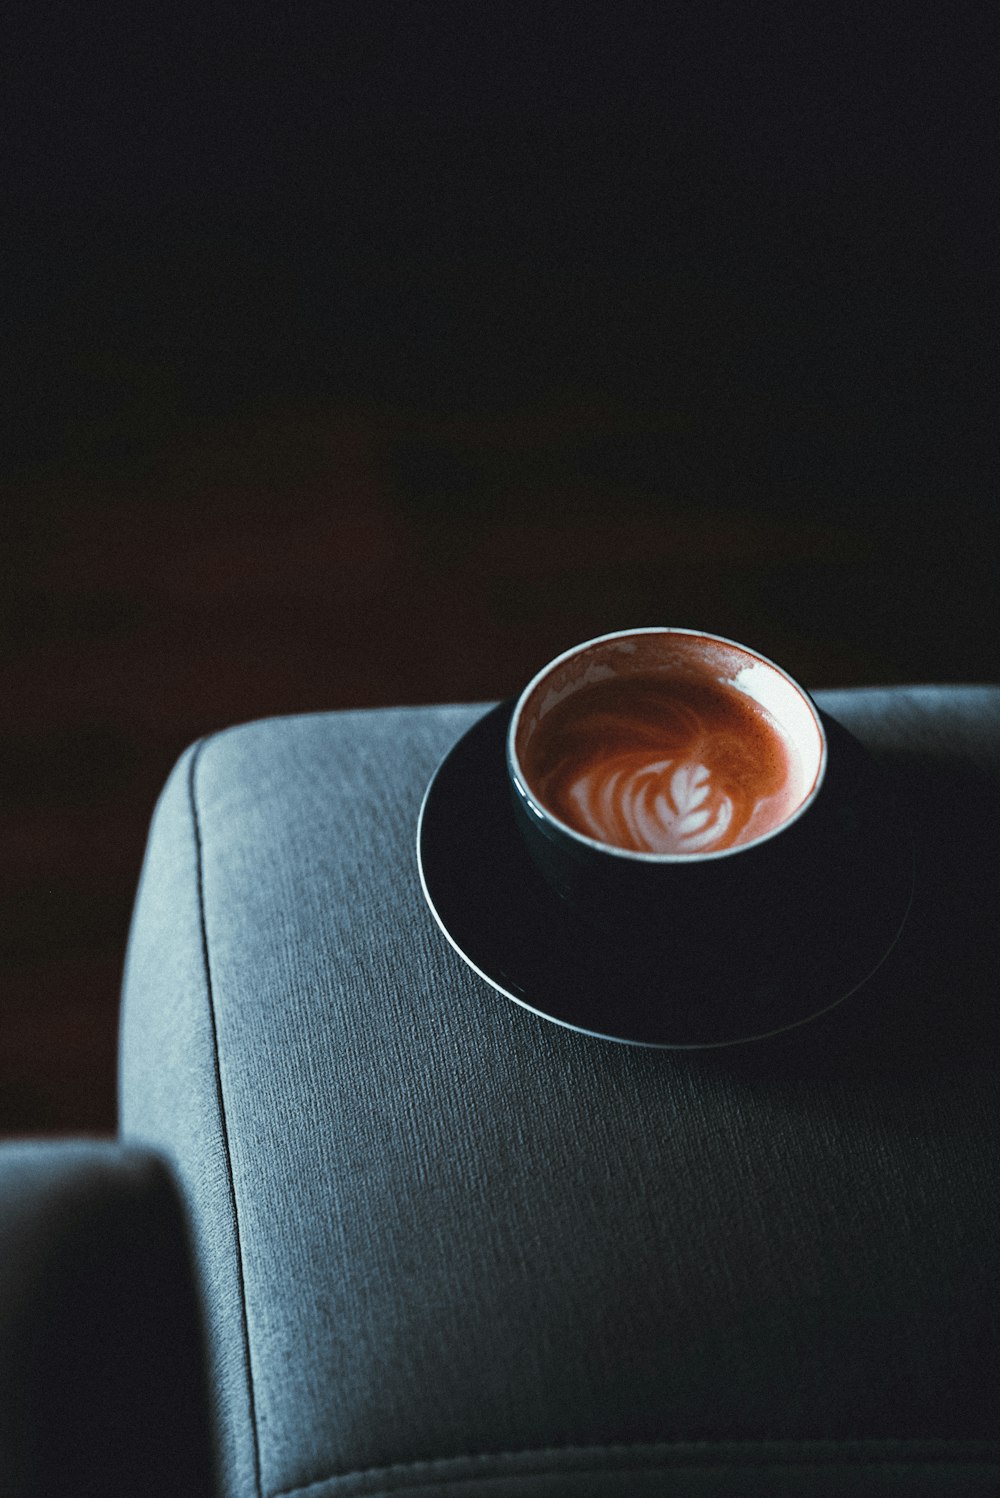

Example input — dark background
[2,5,996,1133]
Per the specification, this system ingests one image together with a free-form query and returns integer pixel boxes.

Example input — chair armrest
[120,694,1000,1497]
[0,1139,215,1498]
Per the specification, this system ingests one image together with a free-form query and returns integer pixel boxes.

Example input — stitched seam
[271,1440,1000,1498]
[190,738,264,1498]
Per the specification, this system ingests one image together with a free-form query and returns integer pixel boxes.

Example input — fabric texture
[0,1139,215,1498]
[119,688,1000,1498]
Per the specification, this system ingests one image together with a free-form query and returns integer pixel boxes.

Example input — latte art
[521,673,803,855]
[569,757,736,853]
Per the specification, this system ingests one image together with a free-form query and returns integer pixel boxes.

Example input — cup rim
[506,626,829,864]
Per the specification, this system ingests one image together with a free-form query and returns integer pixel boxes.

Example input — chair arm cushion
[120,688,1000,1498]
[0,1139,215,1498]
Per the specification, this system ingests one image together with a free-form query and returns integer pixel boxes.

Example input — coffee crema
[519,672,803,855]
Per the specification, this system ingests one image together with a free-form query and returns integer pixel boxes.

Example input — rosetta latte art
[520,673,802,855]
[569,757,736,853]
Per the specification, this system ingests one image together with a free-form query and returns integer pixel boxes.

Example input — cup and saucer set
[417,628,915,1049]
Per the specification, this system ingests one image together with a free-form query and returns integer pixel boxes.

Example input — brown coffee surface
[520,671,801,854]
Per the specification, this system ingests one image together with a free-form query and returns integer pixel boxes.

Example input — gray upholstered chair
[3,686,998,1497]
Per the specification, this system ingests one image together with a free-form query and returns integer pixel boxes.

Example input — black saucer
[417,701,915,1048]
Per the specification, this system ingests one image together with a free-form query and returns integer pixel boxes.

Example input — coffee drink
[519,670,802,855]
[509,629,825,861]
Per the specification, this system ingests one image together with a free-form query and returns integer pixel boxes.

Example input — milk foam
[565,749,796,854]
[573,759,734,853]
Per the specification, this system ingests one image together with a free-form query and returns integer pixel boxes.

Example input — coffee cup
[506,628,827,932]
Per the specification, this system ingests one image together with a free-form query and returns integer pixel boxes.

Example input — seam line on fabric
[190,736,264,1498]
[270,1439,1000,1498]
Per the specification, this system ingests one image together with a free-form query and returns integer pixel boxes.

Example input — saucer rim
[416,700,916,1050]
